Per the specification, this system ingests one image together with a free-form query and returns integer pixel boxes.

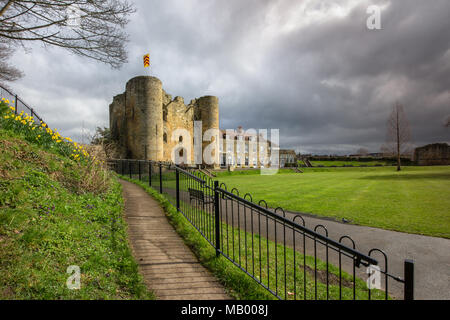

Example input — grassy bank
[121,176,386,300]
[0,99,152,299]
[215,166,450,238]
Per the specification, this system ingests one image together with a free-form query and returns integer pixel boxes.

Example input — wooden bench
[188,188,214,208]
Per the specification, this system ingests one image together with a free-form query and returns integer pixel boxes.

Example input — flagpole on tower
[143,53,150,75]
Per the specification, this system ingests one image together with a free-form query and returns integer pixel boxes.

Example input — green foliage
[0,129,153,299]
[214,168,294,177]
[91,126,112,145]
[0,99,92,163]
[310,160,389,167]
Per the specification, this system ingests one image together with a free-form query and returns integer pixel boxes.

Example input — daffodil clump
[0,98,96,165]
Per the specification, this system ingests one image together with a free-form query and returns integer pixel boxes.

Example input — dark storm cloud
[7,0,450,154]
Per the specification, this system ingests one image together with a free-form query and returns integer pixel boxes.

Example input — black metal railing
[109,159,414,300]
[0,85,45,125]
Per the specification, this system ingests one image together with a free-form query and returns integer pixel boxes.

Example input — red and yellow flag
[143,54,150,68]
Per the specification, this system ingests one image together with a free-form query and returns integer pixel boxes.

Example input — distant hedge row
[307,156,414,163]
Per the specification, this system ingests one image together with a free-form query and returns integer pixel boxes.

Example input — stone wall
[163,93,195,164]
[414,143,450,165]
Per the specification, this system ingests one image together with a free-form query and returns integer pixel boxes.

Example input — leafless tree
[0,44,23,83]
[0,0,135,74]
[382,102,412,171]
[445,115,450,127]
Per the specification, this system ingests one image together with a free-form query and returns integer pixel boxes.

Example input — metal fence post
[214,180,220,258]
[175,168,180,210]
[404,259,414,300]
[121,160,124,176]
[129,160,132,179]
[14,95,17,115]
[159,162,163,193]
[138,160,141,181]
[148,161,152,187]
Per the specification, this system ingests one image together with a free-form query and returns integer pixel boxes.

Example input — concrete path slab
[119,179,231,300]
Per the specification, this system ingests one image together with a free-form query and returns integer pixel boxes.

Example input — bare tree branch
[381,102,412,171]
[0,44,23,83]
[0,0,135,71]
[0,0,15,17]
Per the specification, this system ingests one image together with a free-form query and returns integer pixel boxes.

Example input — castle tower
[109,76,220,166]
[109,93,125,142]
[125,76,163,160]
[196,96,220,167]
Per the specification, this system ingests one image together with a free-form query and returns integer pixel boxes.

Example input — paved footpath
[119,179,230,300]
[283,210,450,300]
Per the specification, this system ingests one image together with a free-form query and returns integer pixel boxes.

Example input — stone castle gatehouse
[109,76,219,166]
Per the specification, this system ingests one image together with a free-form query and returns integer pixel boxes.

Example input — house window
[163,132,167,143]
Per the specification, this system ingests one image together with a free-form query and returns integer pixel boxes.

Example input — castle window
[163,110,168,122]
[163,132,167,143]
[179,136,183,142]
[179,149,184,157]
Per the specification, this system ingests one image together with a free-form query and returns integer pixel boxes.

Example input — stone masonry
[414,143,450,165]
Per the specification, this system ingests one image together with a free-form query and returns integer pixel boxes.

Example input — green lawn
[215,166,450,238]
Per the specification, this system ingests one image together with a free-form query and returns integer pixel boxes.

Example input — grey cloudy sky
[7,0,450,154]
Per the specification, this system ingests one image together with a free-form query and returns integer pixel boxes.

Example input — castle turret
[125,76,163,160]
[196,96,220,167]
[109,93,125,142]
